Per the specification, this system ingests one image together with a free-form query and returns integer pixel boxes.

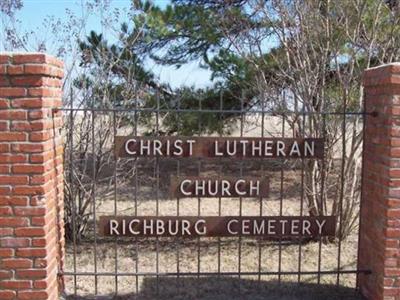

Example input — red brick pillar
[0,53,64,300]
[359,63,400,300]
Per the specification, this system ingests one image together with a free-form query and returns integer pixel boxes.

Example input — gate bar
[61,270,371,276]
[56,107,375,115]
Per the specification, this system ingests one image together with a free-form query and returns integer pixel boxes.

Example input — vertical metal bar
[69,90,77,296]
[238,93,244,293]
[176,95,181,288]
[258,92,265,284]
[356,95,367,290]
[155,92,160,295]
[337,97,347,286]
[317,114,326,284]
[91,109,98,294]
[197,95,202,293]
[218,91,223,279]
[134,96,139,295]
[278,110,285,283]
[113,111,118,294]
[297,99,306,283]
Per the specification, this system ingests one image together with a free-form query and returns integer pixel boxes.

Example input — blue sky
[12,0,213,88]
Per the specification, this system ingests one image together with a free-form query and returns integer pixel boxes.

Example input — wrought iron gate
[60,94,370,298]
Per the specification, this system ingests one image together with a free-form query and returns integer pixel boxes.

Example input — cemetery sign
[99,136,332,239]
[115,137,324,158]
[99,216,335,238]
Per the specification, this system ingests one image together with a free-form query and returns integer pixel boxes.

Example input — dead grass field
[64,159,362,299]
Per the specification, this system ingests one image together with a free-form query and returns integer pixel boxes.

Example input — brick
[0,290,15,300]
[28,87,61,97]
[30,131,52,142]
[28,109,48,119]
[0,98,9,108]
[383,268,400,278]
[387,209,400,218]
[384,278,395,286]
[0,144,10,153]
[0,55,11,63]
[0,120,8,131]
[0,196,29,206]
[12,164,46,174]
[0,154,27,163]
[0,217,29,227]
[0,249,13,258]
[0,75,9,86]
[0,280,32,289]
[0,110,27,120]
[2,258,33,269]
[18,290,49,300]
[385,258,398,267]
[1,238,30,247]
[31,173,54,184]
[385,240,400,248]
[0,270,13,279]
[33,280,48,289]
[0,132,27,141]
[16,248,46,258]
[29,196,46,207]
[0,54,63,299]
[44,77,62,87]
[30,152,53,164]
[32,238,47,247]
[7,65,24,75]
[0,186,11,195]
[0,206,12,215]
[12,98,45,108]
[15,227,46,237]
[12,143,47,153]
[11,75,44,87]
[13,185,47,196]
[11,121,33,131]
[0,175,29,185]
[0,228,13,235]
[28,120,56,131]
[14,207,46,216]
[13,54,47,64]
[383,287,400,296]
[16,269,47,279]
[361,64,400,300]
[0,65,6,74]
[24,64,51,75]
[0,87,26,97]
[386,228,400,238]
[388,198,400,207]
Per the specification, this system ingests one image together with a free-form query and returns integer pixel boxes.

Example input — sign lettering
[170,177,269,198]
[99,216,335,238]
[115,137,324,159]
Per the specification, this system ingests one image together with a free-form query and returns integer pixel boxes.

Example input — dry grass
[64,161,361,299]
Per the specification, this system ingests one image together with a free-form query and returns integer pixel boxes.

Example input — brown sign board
[170,176,269,198]
[115,137,324,159]
[98,216,335,238]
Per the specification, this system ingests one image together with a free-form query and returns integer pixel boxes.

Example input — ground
[63,160,362,299]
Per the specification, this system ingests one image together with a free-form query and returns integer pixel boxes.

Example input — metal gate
[60,94,370,299]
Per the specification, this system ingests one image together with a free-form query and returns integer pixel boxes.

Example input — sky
[10,0,213,89]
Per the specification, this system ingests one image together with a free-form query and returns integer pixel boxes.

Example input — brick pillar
[359,63,400,300]
[0,53,64,300]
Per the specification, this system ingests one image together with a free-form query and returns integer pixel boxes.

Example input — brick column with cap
[359,63,400,300]
[0,53,64,300]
